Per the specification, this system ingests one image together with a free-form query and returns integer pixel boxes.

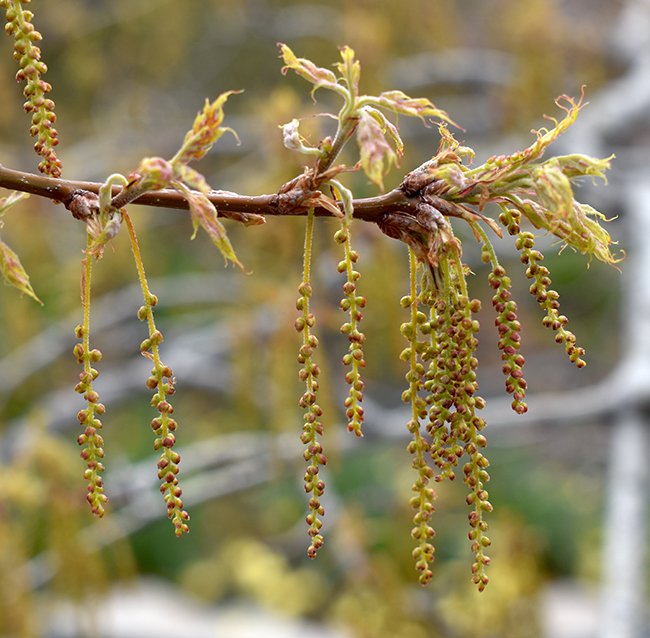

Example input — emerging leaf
[335,45,360,98]
[513,197,620,266]
[280,118,321,156]
[174,164,212,194]
[86,211,122,259]
[480,93,585,178]
[303,191,344,218]
[172,91,241,166]
[279,43,348,100]
[357,108,399,190]
[134,157,175,191]
[0,238,42,304]
[533,160,575,222]
[437,124,475,164]
[0,190,29,215]
[406,93,620,266]
[329,179,354,221]
[552,153,613,183]
[176,182,243,269]
[361,90,457,128]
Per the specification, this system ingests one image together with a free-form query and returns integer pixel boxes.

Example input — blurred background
[0,0,648,636]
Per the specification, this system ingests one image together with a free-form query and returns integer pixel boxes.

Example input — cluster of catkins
[0,11,619,592]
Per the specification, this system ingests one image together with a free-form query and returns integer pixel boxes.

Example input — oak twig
[0,162,417,224]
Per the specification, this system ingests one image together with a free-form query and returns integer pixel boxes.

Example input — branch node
[67,189,99,222]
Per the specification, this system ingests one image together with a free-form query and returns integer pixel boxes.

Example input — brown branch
[0,163,418,224]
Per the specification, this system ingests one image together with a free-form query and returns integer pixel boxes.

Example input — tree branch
[0,162,417,224]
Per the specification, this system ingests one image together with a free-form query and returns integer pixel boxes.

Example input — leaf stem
[316,116,359,176]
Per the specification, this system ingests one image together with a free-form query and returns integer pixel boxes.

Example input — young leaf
[134,157,176,191]
[0,191,29,215]
[360,90,457,128]
[172,92,241,166]
[335,45,360,99]
[174,164,212,194]
[279,43,348,100]
[175,182,243,269]
[479,93,585,177]
[356,108,400,190]
[0,238,42,304]
[280,118,322,156]
[533,160,575,222]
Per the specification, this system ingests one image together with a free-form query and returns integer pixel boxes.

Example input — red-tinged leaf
[357,108,398,190]
[278,43,347,100]
[0,238,42,304]
[303,191,344,218]
[174,164,211,194]
[176,183,243,269]
[362,90,458,128]
[135,157,175,191]
[335,46,360,97]
[173,91,241,166]
[365,106,404,157]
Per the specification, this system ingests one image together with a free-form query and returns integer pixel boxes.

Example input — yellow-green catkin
[401,248,436,585]
[125,213,189,537]
[73,236,107,516]
[499,208,586,368]
[430,251,492,590]
[295,209,326,558]
[476,221,528,414]
[2,0,62,176]
[334,218,367,436]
